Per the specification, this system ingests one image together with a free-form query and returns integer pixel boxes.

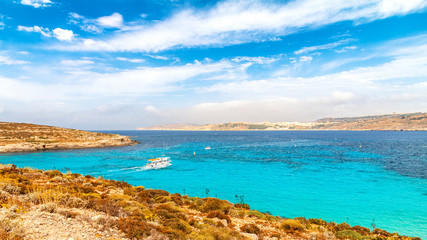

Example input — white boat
[145,157,172,170]
[205,146,211,150]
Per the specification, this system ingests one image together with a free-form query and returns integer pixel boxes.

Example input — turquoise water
[1,131,426,238]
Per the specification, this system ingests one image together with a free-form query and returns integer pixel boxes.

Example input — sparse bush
[247,210,265,219]
[117,216,151,239]
[39,202,57,213]
[164,218,191,234]
[336,230,365,240]
[352,225,370,236]
[309,218,328,226]
[234,203,250,209]
[240,223,261,234]
[280,219,305,232]
[335,222,351,232]
[47,170,63,178]
[200,198,231,214]
[0,218,25,240]
[137,189,169,203]
[206,210,232,223]
[58,209,79,218]
[1,183,21,195]
[189,226,244,240]
[372,228,392,237]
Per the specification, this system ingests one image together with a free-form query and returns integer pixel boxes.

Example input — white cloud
[147,55,169,60]
[18,25,51,37]
[20,0,52,8]
[299,56,313,62]
[295,39,356,54]
[145,105,159,114]
[335,46,358,53]
[0,54,29,65]
[116,57,145,63]
[60,59,94,66]
[56,0,427,52]
[69,12,125,33]
[0,15,4,30]
[232,56,279,64]
[81,24,102,34]
[18,25,74,41]
[0,60,235,104]
[52,28,75,41]
[96,13,123,28]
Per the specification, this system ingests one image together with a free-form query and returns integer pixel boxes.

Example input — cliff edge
[0,122,137,153]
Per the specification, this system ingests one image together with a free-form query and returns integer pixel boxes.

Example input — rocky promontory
[0,122,137,153]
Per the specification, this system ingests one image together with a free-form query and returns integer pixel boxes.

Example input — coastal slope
[138,112,427,131]
[0,164,419,240]
[0,122,137,153]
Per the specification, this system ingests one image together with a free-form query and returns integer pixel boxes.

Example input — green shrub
[189,226,244,240]
[164,218,191,234]
[309,218,328,226]
[247,210,265,219]
[352,225,370,236]
[117,216,150,239]
[47,170,62,178]
[372,228,392,237]
[234,203,250,209]
[137,189,169,203]
[335,230,366,240]
[335,222,352,232]
[200,198,231,214]
[280,219,305,232]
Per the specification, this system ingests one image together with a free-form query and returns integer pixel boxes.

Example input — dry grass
[0,164,419,240]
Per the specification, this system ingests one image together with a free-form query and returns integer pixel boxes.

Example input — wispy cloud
[60,59,94,67]
[116,57,145,63]
[17,25,51,37]
[0,14,5,30]
[68,13,102,34]
[68,12,124,34]
[54,0,427,52]
[20,0,53,8]
[231,56,279,64]
[294,39,356,54]
[18,25,74,41]
[0,54,29,65]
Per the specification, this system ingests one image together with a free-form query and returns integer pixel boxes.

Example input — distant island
[138,112,427,131]
[0,122,137,153]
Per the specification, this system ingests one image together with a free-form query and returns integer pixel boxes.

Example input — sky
[0,0,426,130]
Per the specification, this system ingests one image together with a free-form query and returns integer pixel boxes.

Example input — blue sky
[0,0,426,129]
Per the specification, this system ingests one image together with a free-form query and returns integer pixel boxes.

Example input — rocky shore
[0,122,137,153]
[0,164,420,240]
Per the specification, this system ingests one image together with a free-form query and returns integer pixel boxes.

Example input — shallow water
[1,131,426,238]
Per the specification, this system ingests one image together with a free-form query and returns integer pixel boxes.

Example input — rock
[241,232,258,240]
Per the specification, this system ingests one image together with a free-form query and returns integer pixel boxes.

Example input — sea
[1,130,426,239]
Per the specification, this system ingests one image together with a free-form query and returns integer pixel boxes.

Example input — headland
[0,122,137,153]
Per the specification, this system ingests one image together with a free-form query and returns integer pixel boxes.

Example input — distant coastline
[0,122,137,153]
[138,112,427,131]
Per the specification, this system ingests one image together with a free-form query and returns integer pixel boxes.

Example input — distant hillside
[138,112,427,131]
[0,122,137,153]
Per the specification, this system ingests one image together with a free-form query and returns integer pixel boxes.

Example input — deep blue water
[1,131,426,238]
